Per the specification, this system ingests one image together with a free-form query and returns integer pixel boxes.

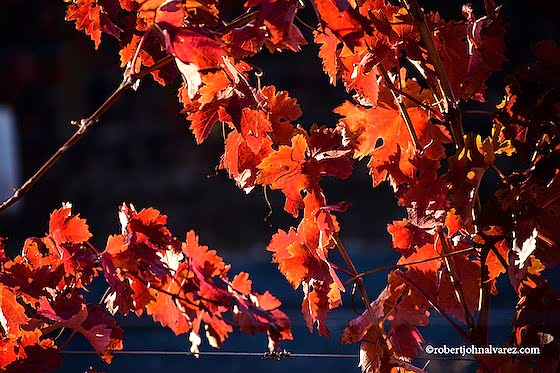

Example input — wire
[60,350,359,359]
[59,350,477,362]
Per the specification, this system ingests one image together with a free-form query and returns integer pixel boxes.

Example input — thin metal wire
[59,350,477,361]
[60,350,358,359]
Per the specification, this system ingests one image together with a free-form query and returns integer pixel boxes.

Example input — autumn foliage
[1,0,559,372]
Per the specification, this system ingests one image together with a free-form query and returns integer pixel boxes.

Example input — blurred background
[0,0,557,372]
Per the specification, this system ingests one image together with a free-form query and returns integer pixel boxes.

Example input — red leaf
[155,2,226,68]
[257,134,310,216]
[267,196,344,336]
[0,330,62,372]
[188,101,221,144]
[387,322,424,359]
[145,270,194,336]
[0,237,8,264]
[358,327,393,373]
[65,0,122,49]
[309,0,366,48]
[223,24,267,58]
[336,101,451,186]
[267,228,309,289]
[231,272,253,294]
[301,281,341,337]
[387,219,433,258]
[40,293,123,363]
[314,28,340,85]
[183,230,229,278]
[434,14,506,101]
[399,240,481,322]
[81,304,124,363]
[0,285,29,336]
[220,130,273,192]
[239,108,273,154]
[163,27,227,69]
[260,86,301,145]
[49,203,93,245]
[247,0,306,52]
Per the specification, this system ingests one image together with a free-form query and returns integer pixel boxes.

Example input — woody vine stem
[0,54,174,214]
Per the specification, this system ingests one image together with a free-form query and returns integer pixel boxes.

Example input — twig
[476,248,490,346]
[59,331,77,350]
[488,245,508,271]
[343,247,476,287]
[295,15,317,32]
[332,235,427,373]
[0,55,174,214]
[395,270,471,343]
[332,234,387,351]
[491,165,506,180]
[379,64,424,154]
[85,241,100,256]
[217,10,258,35]
[437,229,475,336]
[329,261,356,277]
[400,0,464,148]
[390,357,427,373]
[129,25,157,76]
[462,109,496,116]
[380,79,445,120]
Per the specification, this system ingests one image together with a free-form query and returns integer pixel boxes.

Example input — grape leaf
[221,130,273,192]
[247,0,306,52]
[309,0,367,48]
[267,191,345,336]
[336,101,451,186]
[0,329,62,372]
[257,134,310,216]
[0,285,29,336]
[65,0,122,49]
[433,13,506,101]
[101,204,292,352]
[260,86,301,145]
[314,28,340,85]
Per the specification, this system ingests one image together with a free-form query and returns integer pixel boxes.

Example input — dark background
[0,0,557,372]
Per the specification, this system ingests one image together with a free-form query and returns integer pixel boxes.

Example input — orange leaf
[257,134,310,216]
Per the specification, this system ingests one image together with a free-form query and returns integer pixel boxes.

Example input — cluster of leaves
[0,204,291,371]
[1,0,559,372]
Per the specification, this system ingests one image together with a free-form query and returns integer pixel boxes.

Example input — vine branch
[476,248,491,346]
[400,0,465,148]
[395,270,472,343]
[380,78,445,121]
[342,247,476,287]
[332,234,387,349]
[0,55,174,214]
[437,229,476,336]
[379,64,423,154]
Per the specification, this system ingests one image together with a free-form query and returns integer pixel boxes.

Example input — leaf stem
[217,10,258,35]
[437,229,475,335]
[395,270,472,343]
[462,109,496,116]
[476,248,490,346]
[401,0,465,148]
[342,247,476,287]
[329,261,356,277]
[332,234,388,353]
[0,55,174,214]
[379,64,424,154]
[380,78,445,121]
[59,331,77,350]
